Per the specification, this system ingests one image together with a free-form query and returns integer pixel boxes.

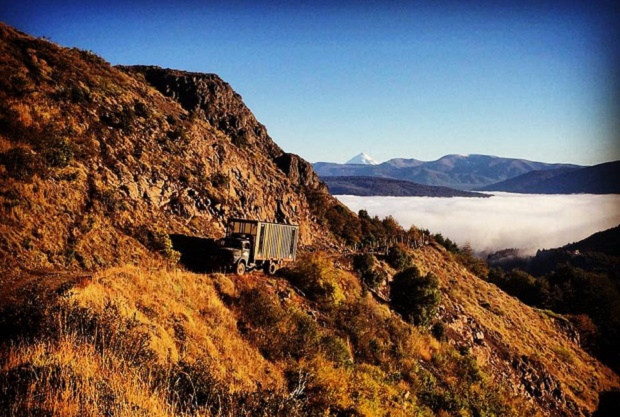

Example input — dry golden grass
[2,336,181,417]
[69,265,285,391]
[0,251,560,416]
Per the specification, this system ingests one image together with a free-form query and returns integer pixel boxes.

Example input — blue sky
[1,1,618,165]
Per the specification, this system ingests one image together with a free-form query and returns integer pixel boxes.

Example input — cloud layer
[336,193,620,254]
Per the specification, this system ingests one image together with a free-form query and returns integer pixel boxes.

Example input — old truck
[217,218,299,275]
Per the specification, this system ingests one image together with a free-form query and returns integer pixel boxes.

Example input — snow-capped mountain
[345,152,379,165]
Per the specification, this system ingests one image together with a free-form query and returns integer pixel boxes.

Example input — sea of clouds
[336,192,620,255]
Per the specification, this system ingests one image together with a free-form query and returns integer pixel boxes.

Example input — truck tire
[236,261,246,276]
[267,262,277,275]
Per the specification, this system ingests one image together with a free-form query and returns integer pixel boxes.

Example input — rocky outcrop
[274,153,325,190]
[119,65,283,160]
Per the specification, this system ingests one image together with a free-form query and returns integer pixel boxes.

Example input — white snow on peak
[346,152,379,165]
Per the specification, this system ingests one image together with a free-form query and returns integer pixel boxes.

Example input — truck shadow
[169,234,222,273]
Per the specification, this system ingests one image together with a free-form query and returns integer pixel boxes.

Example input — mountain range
[0,23,618,417]
[314,154,581,191]
[323,176,490,197]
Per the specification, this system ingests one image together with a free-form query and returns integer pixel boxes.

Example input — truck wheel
[236,261,246,276]
[268,262,277,275]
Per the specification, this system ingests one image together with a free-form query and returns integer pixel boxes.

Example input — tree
[386,244,413,270]
[390,266,441,326]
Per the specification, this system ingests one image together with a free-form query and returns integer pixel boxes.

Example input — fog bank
[336,193,620,254]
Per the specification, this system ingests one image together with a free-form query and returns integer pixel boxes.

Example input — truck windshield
[220,238,244,249]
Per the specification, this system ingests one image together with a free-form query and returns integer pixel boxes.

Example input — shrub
[134,226,180,263]
[363,269,387,291]
[432,322,447,342]
[390,266,441,326]
[434,234,459,253]
[456,243,489,279]
[353,253,375,275]
[133,100,150,118]
[283,253,345,306]
[41,135,73,168]
[352,253,386,290]
[319,335,352,367]
[386,244,413,270]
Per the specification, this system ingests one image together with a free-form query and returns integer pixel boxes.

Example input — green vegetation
[390,266,441,326]
[386,244,414,270]
[352,253,387,290]
[489,263,620,374]
[134,226,181,263]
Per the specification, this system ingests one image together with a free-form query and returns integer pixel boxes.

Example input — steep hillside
[487,225,620,377]
[413,244,620,415]
[0,23,345,281]
[480,161,620,194]
[313,154,581,190]
[0,23,618,417]
[323,176,490,197]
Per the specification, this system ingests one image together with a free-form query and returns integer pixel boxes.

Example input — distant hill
[488,224,620,277]
[323,176,490,197]
[479,161,620,194]
[314,154,580,190]
[564,224,620,256]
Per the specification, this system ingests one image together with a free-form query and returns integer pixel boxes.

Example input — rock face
[122,65,328,196]
[274,152,325,190]
[120,66,283,160]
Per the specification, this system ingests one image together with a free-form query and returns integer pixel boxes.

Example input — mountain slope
[323,176,490,197]
[480,161,620,194]
[313,154,581,190]
[0,23,618,417]
[0,23,347,279]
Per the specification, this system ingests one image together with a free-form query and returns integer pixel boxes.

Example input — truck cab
[218,236,252,274]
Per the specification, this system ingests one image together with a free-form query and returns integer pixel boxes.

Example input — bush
[434,234,459,253]
[386,245,413,270]
[353,253,376,275]
[352,253,385,290]
[390,266,441,326]
[134,226,180,263]
[283,253,345,306]
[41,136,73,168]
[362,269,387,290]
[210,172,230,189]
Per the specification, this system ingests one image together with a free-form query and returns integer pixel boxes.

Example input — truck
[217,218,299,275]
